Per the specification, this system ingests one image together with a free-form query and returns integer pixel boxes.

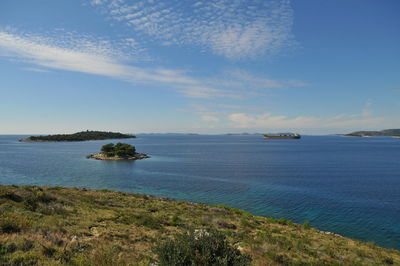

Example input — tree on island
[101,143,136,158]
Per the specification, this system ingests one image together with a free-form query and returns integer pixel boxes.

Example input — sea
[0,134,399,249]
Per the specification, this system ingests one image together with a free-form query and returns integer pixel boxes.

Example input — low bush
[0,190,23,202]
[303,220,311,229]
[38,203,68,216]
[18,239,35,252]
[0,214,30,233]
[5,251,40,265]
[115,213,162,229]
[0,216,22,233]
[169,213,180,226]
[24,197,39,211]
[383,257,394,265]
[134,214,162,229]
[0,242,17,254]
[23,192,56,212]
[276,218,294,226]
[154,229,251,266]
[36,192,55,204]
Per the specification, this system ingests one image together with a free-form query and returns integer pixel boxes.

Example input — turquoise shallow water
[0,134,399,249]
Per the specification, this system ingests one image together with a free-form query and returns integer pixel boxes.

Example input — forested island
[19,131,136,142]
[87,143,149,160]
[0,185,399,265]
[344,128,400,137]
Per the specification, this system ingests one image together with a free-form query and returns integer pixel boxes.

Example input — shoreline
[86,152,150,160]
[0,185,399,265]
[19,138,136,143]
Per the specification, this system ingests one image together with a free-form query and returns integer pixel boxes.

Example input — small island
[87,142,150,160]
[344,128,400,137]
[20,130,136,142]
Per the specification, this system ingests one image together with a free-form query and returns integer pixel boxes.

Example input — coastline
[4,134,400,252]
[19,138,49,142]
[19,138,136,143]
[18,131,136,142]
[86,152,150,160]
[0,185,399,265]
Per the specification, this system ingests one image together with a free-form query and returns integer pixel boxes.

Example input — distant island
[344,128,400,137]
[87,142,149,160]
[19,130,136,142]
[224,133,262,136]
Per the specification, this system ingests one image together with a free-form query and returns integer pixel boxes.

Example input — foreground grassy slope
[0,186,399,265]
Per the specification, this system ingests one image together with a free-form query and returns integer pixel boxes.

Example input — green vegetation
[88,143,148,160]
[21,130,135,142]
[154,229,251,266]
[101,143,136,158]
[0,185,399,265]
[345,128,400,137]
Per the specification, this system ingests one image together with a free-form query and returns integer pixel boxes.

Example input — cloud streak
[228,112,384,130]
[0,29,305,99]
[91,0,295,60]
[0,30,212,94]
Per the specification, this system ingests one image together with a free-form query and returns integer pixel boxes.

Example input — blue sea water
[0,134,399,249]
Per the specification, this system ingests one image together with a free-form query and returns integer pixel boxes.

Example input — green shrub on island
[101,143,136,158]
[154,229,251,266]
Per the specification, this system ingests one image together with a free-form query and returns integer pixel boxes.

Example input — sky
[0,0,399,134]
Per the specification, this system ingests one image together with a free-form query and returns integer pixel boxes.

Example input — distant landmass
[345,129,400,137]
[224,133,262,136]
[19,130,136,142]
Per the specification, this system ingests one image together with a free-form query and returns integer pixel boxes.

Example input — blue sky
[0,0,399,134]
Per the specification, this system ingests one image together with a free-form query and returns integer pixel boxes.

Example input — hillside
[0,186,399,265]
[345,129,400,137]
[19,131,136,142]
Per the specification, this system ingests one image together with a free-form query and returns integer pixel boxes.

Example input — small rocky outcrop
[87,142,149,161]
[86,153,150,161]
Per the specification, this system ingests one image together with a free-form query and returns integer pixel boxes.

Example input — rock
[210,207,230,214]
[87,153,150,161]
[216,220,237,229]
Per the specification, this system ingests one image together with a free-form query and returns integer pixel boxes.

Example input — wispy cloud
[22,67,51,73]
[201,115,219,122]
[0,29,304,100]
[206,69,307,91]
[215,69,284,89]
[0,29,214,96]
[228,111,384,130]
[361,100,373,117]
[183,103,224,124]
[286,80,309,87]
[91,0,106,5]
[91,0,295,60]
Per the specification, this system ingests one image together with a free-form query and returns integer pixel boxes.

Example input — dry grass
[0,185,399,265]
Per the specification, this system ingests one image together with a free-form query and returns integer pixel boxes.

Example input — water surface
[0,134,399,249]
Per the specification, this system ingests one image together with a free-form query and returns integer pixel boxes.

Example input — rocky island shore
[87,142,150,161]
[87,152,150,160]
